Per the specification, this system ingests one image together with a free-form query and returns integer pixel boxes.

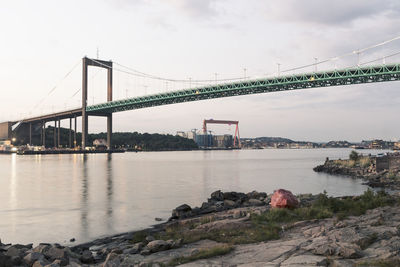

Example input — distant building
[0,140,12,151]
[195,134,213,147]
[370,139,385,149]
[186,131,196,140]
[93,139,107,147]
[375,153,400,172]
[176,131,196,140]
[0,122,12,141]
[213,134,233,148]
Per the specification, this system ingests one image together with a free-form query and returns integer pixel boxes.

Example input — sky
[1,0,400,142]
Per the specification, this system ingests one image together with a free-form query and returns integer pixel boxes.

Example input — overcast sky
[1,0,400,142]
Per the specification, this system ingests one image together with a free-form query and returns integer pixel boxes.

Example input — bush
[349,150,360,161]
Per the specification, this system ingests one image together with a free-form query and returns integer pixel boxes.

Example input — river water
[0,148,381,245]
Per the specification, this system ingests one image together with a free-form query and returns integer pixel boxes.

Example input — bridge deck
[10,63,400,125]
[86,64,400,114]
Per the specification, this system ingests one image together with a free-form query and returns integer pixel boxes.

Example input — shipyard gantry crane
[202,119,241,147]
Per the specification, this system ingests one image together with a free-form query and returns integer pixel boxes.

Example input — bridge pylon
[81,57,113,150]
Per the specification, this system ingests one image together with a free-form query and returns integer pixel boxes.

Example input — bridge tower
[82,57,113,150]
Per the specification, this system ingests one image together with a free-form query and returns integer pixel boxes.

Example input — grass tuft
[356,259,400,267]
[131,230,148,243]
[251,189,395,224]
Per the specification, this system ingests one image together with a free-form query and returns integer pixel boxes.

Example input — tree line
[15,126,198,151]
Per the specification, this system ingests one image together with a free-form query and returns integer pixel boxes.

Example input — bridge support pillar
[82,58,88,149]
[42,121,46,148]
[57,119,61,148]
[69,118,72,148]
[53,121,57,148]
[107,60,113,150]
[107,114,112,150]
[81,57,113,150]
[29,123,32,146]
[74,115,77,148]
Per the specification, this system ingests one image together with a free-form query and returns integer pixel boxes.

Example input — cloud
[106,0,145,9]
[262,0,400,26]
[171,0,218,18]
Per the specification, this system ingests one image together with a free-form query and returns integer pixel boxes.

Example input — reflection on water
[80,154,88,241]
[105,154,114,232]
[0,149,376,245]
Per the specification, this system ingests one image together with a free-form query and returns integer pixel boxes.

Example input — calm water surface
[0,148,378,245]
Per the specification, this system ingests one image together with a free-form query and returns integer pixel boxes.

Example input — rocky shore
[1,189,399,266]
[313,154,400,190]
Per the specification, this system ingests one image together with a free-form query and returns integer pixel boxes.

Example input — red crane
[203,119,241,147]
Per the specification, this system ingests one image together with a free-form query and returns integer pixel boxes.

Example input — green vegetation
[127,190,397,266]
[252,190,395,223]
[166,244,234,266]
[16,126,198,151]
[350,150,360,161]
[333,159,356,168]
[15,126,81,147]
[333,154,371,169]
[146,190,395,247]
[131,230,148,243]
[356,259,400,267]
[88,132,198,151]
[359,156,372,168]
[152,223,279,245]
[387,171,397,180]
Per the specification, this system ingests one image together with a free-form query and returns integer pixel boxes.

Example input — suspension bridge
[2,36,400,150]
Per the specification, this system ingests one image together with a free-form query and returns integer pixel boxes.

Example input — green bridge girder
[86,64,400,114]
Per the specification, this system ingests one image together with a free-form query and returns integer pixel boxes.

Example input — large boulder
[32,258,50,267]
[33,244,51,254]
[80,250,94,264]
[270,189,299,208]
[210,190,224,201]
[171,204,192,218]
[223,199,236,208]
[43,246,69,265]
[24,252,46,266]
[222,192,248,202]
[0,252,13,267]
[5,245,27,257]
[247,191,267,200]
[248,198,264,206]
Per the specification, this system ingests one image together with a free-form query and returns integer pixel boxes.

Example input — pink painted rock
[270,189,299,208]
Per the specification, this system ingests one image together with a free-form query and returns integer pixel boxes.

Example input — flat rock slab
[181,206,400,266]
[280,253,328,266]
[119,240,223,266]
[179,238,309,266]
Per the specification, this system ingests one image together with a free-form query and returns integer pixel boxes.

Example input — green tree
[349,150,359,161]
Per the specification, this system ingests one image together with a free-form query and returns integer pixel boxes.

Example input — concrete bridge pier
[69,118,72,148]
[29,123,32,146]
[57,119,60,148]
[107,61,113,150]
[82,58,88,149]
[74,115,77,148]
[42,121,46,147]
[53,121,57,148]
[107,114,112,149]
[81,57,113,150]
